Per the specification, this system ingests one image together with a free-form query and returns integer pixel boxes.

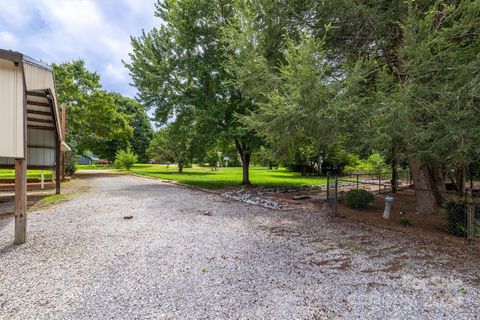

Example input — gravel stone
[221,189,282,209]
[0,173,479,320]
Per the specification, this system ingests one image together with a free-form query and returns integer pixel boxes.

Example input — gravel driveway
[0,172,479,320]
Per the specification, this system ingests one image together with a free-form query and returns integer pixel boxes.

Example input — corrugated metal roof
[0,49,53,71]
[22,54,53,72]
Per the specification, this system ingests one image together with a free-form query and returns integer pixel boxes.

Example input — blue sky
[0,0,158,98]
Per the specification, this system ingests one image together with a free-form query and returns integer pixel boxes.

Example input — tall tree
[125,0,260,185]
[110,93,153,163]
[53,60,133,161]
[261,0,451,212]
[147,118,195,173]
[346,1,480,212]
[396,1,480,204]
[238,33,341,166]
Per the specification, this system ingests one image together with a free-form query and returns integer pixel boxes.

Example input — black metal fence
[326,172,479,245]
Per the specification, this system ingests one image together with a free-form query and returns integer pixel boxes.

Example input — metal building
[0,49,70,244]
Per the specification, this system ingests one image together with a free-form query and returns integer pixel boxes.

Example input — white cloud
[104,62,128,81]
[0,0,158,97]
[0,31,17,48]
[41,0,103,34]
[0,3,28,29]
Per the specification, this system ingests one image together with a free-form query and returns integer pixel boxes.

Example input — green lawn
[121,164,329,189]
[0,169,53,180]
[76,164,114,170]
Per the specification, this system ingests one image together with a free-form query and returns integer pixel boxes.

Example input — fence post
[356,174,359,189]
[466,201,475,245]
[326,172,330,203]
[378,173,381,194]
[333,176,338,217]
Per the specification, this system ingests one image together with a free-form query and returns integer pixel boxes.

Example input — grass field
[0,169,53,180]
[105,164,330,189]
[76,164,114,170]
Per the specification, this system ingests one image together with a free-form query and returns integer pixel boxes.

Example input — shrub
[444,200,480,237]
[344,153,389,175]
[65,153,77,176]
[114,148,138,171]
[345,189,375,209]
[399,218,412,227]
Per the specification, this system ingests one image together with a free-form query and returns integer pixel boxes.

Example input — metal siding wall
[27,148,55,166]
[0,59,24,158]
[23,62,52,90]
[0,128,56,167]
[23,63,62,141]
[28,128,55,148]
[0,158,14,166]
[0,60,62,167]
[27,128,56,166]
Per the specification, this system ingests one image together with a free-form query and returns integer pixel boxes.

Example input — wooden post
[61,103,66,180]
[378,174,381,194]
[14,159,27,245]
[60,153,65,181]
[326,172,330,202]
[333,176,338,217]
[56,140,61,194]
[466,187,475,245]
[466,200,475,245]
[61,103,66,138]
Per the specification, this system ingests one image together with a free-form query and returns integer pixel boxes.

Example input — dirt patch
[380,258,405,273]
[245,184,479,250]
[334,190,480,249]
[310,257,349,266]
[0,194,47,217]
[258,225,301,237]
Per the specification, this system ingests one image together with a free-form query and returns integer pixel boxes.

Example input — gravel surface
[1,172,479,320]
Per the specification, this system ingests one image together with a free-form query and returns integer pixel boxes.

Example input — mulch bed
[263,187,480,249]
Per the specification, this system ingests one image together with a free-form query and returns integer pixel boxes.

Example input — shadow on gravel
[0,195,45,219]
[0,242,16,258]
[0,215,12,233]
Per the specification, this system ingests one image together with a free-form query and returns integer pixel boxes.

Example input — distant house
[78,155,99,165]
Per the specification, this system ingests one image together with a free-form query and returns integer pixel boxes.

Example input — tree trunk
[235,138,251,186]
[269,162,272,170]
[409,158,438,214]
[429,164,446,203]
[178,161,184,174]
[241,153,251,186]
[391,157,398,193]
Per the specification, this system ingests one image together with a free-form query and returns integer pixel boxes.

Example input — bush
[114,148,138,171]
[399,218,412,227]
[345,189,375,209]
[65,153,77,176]
[344,153,389,175]
[444,200,480,237]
